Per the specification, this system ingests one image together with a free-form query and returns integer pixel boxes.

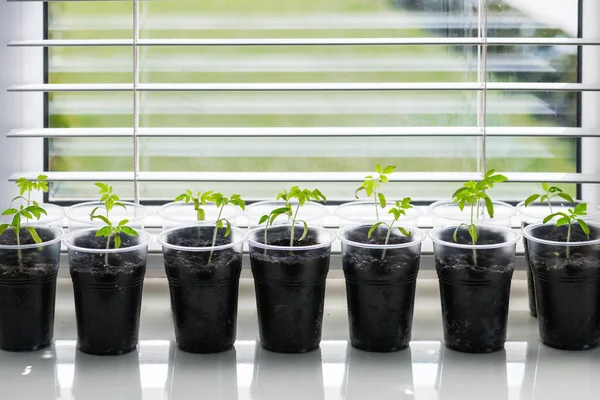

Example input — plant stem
[566,222,572,259]
[105,234,111,265]
[208,206,224,264]
[16,228,22,267]
[471,203,478,267]
[373,191,379,220]
[290,202,301,247]
[381,221,394,261]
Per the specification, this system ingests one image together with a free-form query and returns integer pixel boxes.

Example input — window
[8,0,598,205]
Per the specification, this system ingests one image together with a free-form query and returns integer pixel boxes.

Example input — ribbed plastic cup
[65,228,151,355]
[66,201,147,232]
[247,225,335,353]
[159,225,244,353]
[338,225,426,352]
[429,199,516,228]
[244,201,328,228]
[517,200,600,318]
[158,202,243,230]
[334,200,421,228]
[430,225,519,353]
[0,226,63,351]
[523,222,600,350]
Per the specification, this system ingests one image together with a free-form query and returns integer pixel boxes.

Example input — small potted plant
[2,175,65,227]
[64,183,151,355]
[244,189,329,228]
[429,170,519,353]
[338,177,425,353]
[159,190,246,353]
[246,186,335,353]
[335,164,420,227]
[523,201,600,350]
[517,184,597,318]
[0,182,63,351]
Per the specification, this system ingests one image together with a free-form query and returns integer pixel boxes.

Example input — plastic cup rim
[334,200,422,221]
[428,199,516,222]
[158,225,245,252]
[337,224,426,249]
[516,200,599,221]
[0,225,64,250]
[246,224,336,251]
[64,227,152,254]
[522,221,600,247]
[429,224,520,250]
[157,201,243,224]
[66,201,148,225]
[244,200,328,221]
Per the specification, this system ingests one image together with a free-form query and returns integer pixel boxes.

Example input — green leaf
[0,224,9,237]
[20,210,33,219]
[91,214,111,226]
[542,182,549,191]
[468,224,478,243]
[453,224,467,242]
[557,192,575,204]
[312,189,326,203]
[398,227,411,237]
[174,194,189,202]
[483,196,494,219]
[120,226,138,236]
[489,174,508,183]
[95,182,108,192]
[95,226,112,237]
[375,164,382,174]
[37,174,48,181]
[383,165,396,174]
[524,194,540,207]
[548,186,562,193]
[258,215,269,225]
[543,213,563,224]
[368,222,384,239]
[298,220,309,241]
[114,235,121,249]
[556,216,570,226]
[380,175,389,183]
[27,227,42,244]
[378,193,386,209]
[118,219,129,226]
[577,219,591,236]
[574,202,587,215]
[224,220,232,237]
[484,169,496,178]
[354,186,366,199]
[2,208,18,216]
[197,208,205,221]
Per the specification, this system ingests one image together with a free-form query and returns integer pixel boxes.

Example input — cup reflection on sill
[166,341,238,400]
[436,347,508,400]
[72,349,142,400]
[0,343,58,400]
[251,346,325,400]
[342,345,414,400]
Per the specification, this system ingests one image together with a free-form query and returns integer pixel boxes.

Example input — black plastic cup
[247,225,335,353]
[251,345,324,400]
[338,225,425,352]
[516,200,600,319]
[65,228,151,356]
[0,226,63,351]
[430,225,519,353]
[159,226,244,354]
[523,222,600,350]
[167,342,239,400]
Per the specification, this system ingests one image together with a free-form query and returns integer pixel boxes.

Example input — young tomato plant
[174,190,215,221]
[204,192,245,263]
[0,175,49,265]
[90,183,138,264]
[543,202,590,258]
[367,197,413,260]
[355,164,395,220]
[524,183,574,215]
[259,186,326,248]
[452,170,508,264]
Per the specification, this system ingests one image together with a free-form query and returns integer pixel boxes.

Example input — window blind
[5,0,599,204]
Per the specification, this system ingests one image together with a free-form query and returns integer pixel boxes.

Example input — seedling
[259,186,326,248]
[174,190,215,221]
[90,183,138,265]
[367,197,413,260]
[0,175,49,265]
[524,183,575,215]
[543,202,590,258]
[355,164,395,219]
[206,192,245,263]
[452,170,508,264]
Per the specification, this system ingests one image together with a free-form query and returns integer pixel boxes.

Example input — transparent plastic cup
[247,224,335,353]
[0,202,65,228]
[244,201,328,228]
[430,224,519,353]
[429,199,515,228]
[66,201,147,231]
[158,202,243,229]
[334,200,421,228]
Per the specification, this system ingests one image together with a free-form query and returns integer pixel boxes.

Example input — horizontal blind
[6,0,597,203]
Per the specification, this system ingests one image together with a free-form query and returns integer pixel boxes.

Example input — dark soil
[0,228,59,276]
[434,226,515,353]
[249,226,331,353]
[527,224,600,349]
[342,226,421,352]
[162,227,242,353]
[69,230,147,355]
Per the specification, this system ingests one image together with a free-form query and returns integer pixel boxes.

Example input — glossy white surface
[0,278,596,400]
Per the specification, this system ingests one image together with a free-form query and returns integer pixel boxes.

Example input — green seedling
[367,197,413,260]
[355,164,395,220]
[524,183,575,215]
[90,183,138,265]
[206,192,245,263]
[0,175,50,265]
[175,190,215,221]
[259,186,326,248]
[543,202,590,258]
[452,170,508,264]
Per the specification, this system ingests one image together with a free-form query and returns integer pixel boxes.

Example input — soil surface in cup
[250,227,331,353]
[0,229,58,275]
[70,231,146,355]
[162,227,242,353]
[528,224,600,350]
[434,227,514,353]
[342,226,414,270]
